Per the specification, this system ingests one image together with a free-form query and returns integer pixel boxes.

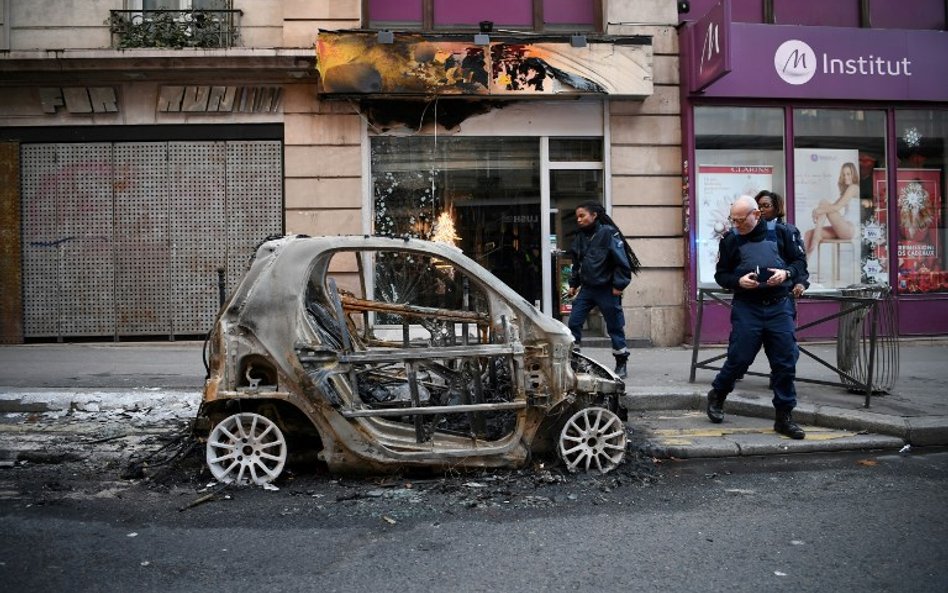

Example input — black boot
[774,408,805,439]
[614,353,629,379]
[706,388,726,423]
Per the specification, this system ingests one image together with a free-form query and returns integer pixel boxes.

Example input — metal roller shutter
[20,139,282,340]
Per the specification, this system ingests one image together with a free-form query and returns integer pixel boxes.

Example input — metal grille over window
[20,140,281,340]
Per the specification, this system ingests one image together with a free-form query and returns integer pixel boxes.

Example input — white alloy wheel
[558,407,626,474]
[206,413,287,485]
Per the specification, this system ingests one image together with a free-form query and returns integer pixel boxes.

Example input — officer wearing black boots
[707,195,808,439]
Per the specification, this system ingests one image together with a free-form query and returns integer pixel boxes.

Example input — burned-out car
[197,235,627,484]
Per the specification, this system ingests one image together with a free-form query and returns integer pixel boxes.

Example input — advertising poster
[883,169,943,293]
[793,148,861,289]
[696,165,774,286]
[864,169,890,285]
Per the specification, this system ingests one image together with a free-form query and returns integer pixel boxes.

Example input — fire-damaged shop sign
[315,31,653,98]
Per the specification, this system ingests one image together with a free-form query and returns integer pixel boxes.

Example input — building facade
[678,0,948,341]
[0,0,685,346]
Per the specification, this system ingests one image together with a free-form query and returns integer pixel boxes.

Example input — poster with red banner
[696,164,774,287]
[875,169,943,293]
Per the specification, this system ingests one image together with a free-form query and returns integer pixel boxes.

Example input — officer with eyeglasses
[706,195,809,439]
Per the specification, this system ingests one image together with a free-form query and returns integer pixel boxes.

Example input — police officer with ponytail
[567,201,642,378]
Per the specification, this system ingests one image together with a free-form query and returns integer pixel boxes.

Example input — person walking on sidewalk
[707,195,807,439]
[567,201,642,378]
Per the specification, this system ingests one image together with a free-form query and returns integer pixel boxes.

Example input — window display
[895,110,948,293]
[793,109,889,290]
[694,107,785,288]
[794,150,862,287]
[370,136,541,304]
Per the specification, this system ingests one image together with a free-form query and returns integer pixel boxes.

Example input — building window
[114,0,237,48]
[693,106,786,289]
[773,0,860,27]
[894,109,948,294]
[370,136,542,305]
[793,108,889,290]
[870,0,946,30]
[366,0,598,32]
[550,137,603,161]
[129,0,230,9]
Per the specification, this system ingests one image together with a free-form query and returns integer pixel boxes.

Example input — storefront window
[895,109,948,294]
[693,106,785,288]
[793,108,888,290]
[550,137,602,161]
[370,136,541,304]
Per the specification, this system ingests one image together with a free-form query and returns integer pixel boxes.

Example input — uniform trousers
[567,285,628,354]
[711,296,798,410]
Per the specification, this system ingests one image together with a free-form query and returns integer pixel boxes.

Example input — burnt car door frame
[316,246,531,448]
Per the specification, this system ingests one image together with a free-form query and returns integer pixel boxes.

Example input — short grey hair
[732,195,758,212]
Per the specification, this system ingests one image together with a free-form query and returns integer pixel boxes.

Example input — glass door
[540,138,605,319]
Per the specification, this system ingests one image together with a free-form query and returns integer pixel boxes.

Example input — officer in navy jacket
[707,195,808,439]
[567,201,641,378]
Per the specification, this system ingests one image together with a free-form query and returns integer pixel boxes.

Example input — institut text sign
[693,24,946,102]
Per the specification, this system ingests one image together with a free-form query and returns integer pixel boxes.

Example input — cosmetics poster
[793,149,861,289]
[696,165,773,286]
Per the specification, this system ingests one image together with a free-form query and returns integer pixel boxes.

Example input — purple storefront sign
[689,0,731,92]
[694,24,948,101]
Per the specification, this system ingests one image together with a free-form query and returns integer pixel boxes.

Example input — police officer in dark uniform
[707,195,808,439]
[567,201,641,378]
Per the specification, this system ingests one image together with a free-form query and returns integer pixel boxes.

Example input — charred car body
[197,235,627,484]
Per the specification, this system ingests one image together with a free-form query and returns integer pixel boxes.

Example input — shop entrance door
[539,138,605,322]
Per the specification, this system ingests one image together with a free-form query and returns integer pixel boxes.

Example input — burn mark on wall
[359,98,510,131]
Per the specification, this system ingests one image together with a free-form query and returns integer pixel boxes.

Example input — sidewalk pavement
[0,339,945,459]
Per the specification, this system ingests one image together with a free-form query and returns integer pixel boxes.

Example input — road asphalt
[0,338,945,460]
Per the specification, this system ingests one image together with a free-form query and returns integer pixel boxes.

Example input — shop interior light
[377,30,394,44]
[431,211,461,245]
[570,34,587,48]
[474,33,490,45]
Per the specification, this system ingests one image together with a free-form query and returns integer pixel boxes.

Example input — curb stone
[622,391,948,451]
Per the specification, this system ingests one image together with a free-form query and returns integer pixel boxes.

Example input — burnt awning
[315,30,653,99]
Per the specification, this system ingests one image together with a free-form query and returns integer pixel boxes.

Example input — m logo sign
[774,39,816,85]
[699,21,720,76]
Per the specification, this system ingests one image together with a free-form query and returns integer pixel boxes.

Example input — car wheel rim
[206,413,287,485]
[558,407,626,474]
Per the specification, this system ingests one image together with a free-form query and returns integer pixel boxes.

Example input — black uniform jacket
[568,221,632,291]
[714,218,808,303]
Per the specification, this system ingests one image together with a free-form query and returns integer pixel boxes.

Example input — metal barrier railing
[689,286,899,408]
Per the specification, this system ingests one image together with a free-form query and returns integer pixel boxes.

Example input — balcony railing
[108,9,241,49]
